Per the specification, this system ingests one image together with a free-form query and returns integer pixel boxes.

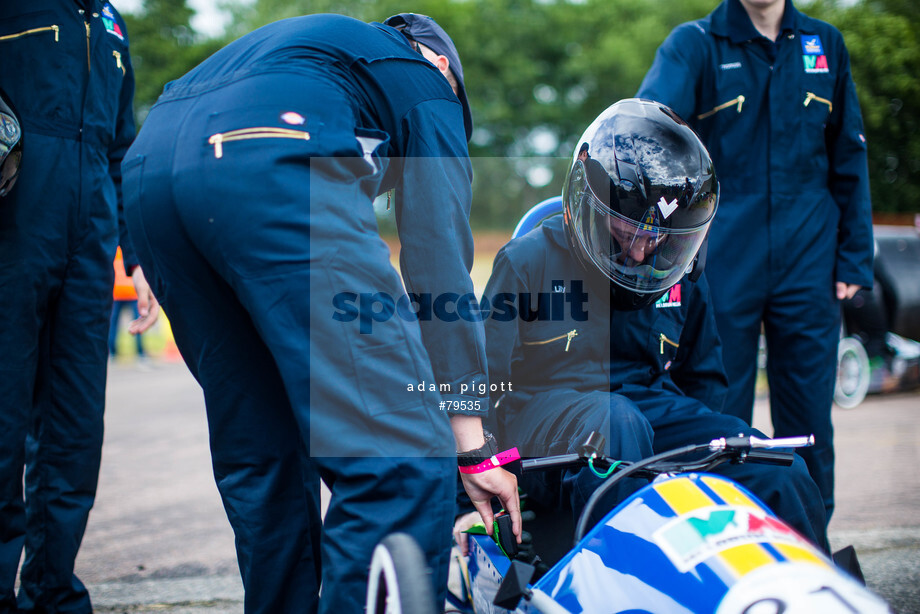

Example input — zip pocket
[208,127,311,159]
[523,329,578,352]
[697,95,745,120]
[803,92,832,113]
[113,50,124,75]
[0,24,59,43]
[659,333,679,354]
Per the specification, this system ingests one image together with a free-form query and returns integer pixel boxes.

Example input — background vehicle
[836,225,920,408]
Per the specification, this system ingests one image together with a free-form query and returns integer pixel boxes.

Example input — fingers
[452,511,482,557]
[472,499,495,536]
[129,292,160,334]
[836,282,861,301]
[130,267,161,334]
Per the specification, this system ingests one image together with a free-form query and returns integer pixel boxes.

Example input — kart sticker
[101,4,125,41]
[653,505,807,574]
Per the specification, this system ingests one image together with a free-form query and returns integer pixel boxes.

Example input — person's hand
[453,511,483,557]
[459,467,521,548]
[129,266,160,334]
[836,282,861,301]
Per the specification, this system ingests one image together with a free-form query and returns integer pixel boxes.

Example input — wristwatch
[457,431,498,467]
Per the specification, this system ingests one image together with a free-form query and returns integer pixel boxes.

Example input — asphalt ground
[40,359,920,612]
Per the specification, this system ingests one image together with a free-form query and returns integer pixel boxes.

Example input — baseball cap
[383,13,473,141]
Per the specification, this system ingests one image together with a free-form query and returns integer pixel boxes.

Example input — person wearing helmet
[636,0,873,523]
[0,3,158,612]
[120,12,519,613]
[481,99,827,550]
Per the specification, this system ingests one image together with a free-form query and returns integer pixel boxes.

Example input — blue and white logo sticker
[801,35,824,55]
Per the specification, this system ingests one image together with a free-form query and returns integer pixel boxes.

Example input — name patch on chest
[102,4,125,41]
[655,284,682,309]
[801,35,829,74]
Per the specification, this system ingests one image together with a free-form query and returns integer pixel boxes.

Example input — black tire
[835,336,870,409]
[366,533,438,614]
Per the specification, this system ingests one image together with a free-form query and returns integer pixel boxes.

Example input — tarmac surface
[54,359,920,612]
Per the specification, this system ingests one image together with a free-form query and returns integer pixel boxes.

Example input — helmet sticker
[657,196,679,219]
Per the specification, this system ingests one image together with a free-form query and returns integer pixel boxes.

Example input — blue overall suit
[484,217,828,550]
[121,14,488,613]
[0,2,135,612]
[636,0,874,520]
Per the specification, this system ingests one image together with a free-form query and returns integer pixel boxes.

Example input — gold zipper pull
[565,330,578,352]
[697,95,745,120]
[659,333,680,354]
[52,25,60,41]
[113,50,124,75]
[803,92,833,113]
[209,133,224,159]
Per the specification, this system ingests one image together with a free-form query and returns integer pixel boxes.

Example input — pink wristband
[458,447,521,474]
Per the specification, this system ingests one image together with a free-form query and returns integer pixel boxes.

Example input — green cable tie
[589,456,622,479]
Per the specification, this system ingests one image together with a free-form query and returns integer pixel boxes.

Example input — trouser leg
[764,285,839,522]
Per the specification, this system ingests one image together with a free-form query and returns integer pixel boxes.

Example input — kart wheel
[366,533,437,614]
[835,336,870,409]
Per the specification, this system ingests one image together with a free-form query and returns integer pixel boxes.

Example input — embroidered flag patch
[801,35,829,73]
[101,4,124,41]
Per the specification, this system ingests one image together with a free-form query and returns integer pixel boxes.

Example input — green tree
[808,0,920,215]
[123,0,225,124]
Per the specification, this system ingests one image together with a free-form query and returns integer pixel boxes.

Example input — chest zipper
[113,50,124,75]
[208,127,312,159]
[803,92,833,113]
[697,95,745,120]
[523,329,578,352]
[84,21,91,72]
[660,333,679,354]
[0,25,60,43]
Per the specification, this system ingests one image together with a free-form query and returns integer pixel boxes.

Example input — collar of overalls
[711,0,798,43]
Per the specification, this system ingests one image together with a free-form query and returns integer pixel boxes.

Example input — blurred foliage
[121,0,918,228]
[122,0,224,123]
[808,0,920,214]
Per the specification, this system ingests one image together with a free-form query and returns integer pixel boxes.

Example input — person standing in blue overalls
[636,0,874,522]
[0,2,158,612]
[479,99,828,552]
[120,12,521,613]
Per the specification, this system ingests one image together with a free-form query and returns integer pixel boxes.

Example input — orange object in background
[112,246,137,301]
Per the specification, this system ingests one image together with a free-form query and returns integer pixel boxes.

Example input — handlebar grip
[744,449,795,466]
[521,453,583,473]
[494,512,519,558]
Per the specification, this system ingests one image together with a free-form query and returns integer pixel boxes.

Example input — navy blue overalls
[636,0,874,520]
[121,15,489,613]
[483,217,828,550]
[0,1,136,611]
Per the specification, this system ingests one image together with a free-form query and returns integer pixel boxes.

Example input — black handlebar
[522,432,815,545]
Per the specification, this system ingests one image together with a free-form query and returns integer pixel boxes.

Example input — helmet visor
[568,161,708,294]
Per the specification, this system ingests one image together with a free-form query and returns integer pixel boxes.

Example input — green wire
[589,456,622,479]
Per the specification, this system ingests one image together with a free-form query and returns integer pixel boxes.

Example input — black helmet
[562,98,718,309]
[0,89,22,198]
